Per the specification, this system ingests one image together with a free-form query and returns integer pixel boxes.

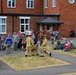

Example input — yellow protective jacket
[26,36,34,47]
[42,38,48,49]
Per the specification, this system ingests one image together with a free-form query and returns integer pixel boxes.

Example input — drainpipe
[41,0,43,14]
[1,0,3,13]
[12,16,14,33]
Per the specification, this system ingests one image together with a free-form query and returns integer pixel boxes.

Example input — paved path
[0,38,76,75]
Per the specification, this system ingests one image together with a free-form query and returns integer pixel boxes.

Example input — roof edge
[0,13,60,17]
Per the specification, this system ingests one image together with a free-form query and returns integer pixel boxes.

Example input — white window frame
[0,16,7,34]
[19,17,30,33]
[68,0,75,4]
[26,0,34,9]
[52,0,56,8]
[7,0,16,8]
[44,0,48,8]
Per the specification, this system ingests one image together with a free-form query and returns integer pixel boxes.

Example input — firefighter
[40,35,51,57]
[25,32,34,57]
[31,37,39,56]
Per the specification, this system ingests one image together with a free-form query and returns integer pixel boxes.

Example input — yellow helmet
[44,35,46,37]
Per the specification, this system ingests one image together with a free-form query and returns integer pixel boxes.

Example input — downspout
[1,0,3,13]
[41,0,43,14]
[12,16,14,33]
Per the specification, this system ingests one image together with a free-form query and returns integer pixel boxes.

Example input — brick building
[0,0,76,39]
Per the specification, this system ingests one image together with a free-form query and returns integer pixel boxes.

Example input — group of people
[50,30,75,51]
[5,30,35,54]
[1,30,51,57]
[53,37,75,51]
[24,31,51,57]
[1,30,74,56]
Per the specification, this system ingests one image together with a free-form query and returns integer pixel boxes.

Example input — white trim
[26,0,34,9]
[0,16,7,34]
[0,16,7,18]
[19,17,30,33]
[7,0,16,8]
[19,17,30,19]
[68,0,75,4]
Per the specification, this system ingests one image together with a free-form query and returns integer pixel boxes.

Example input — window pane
[69,0,75,3]
[8,0,11,7]
[25,19,29,24]
[70,0,73,2]
[0,19,2,23]
[44,0,48,8]
[26,25,28,30]
[21,19,24,23]
[2,25,5,32]
[2,18,6,23]
[0,25,2,32]
[21,25,24,32]
[28,0,30,7]
[31,1,33,7]
[12,0,15,7]
[52,0,56,7]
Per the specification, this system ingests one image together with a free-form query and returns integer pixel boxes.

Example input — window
[44,0,48,8]
[26,0,34,8]
[0,16,7,34]
[68,0,75,4]
[7,0,16,8]
[19,17,30,33]
[52,0,56,7]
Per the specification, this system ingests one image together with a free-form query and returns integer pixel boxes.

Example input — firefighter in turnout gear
[25,32,34,57]
[40,35,51,57]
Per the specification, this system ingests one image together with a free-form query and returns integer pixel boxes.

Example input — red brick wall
[1,0,76,39]
[59,0,76,37]
[4,16,41,37]
[0,0,1,12]
[14,16,20,33]
[7,16,12,34]
[43,0,60,14]
[2,0,43,14]
[43,0,76,37]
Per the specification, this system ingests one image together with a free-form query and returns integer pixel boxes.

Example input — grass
[61,73,76,75]
[0,55,69,71]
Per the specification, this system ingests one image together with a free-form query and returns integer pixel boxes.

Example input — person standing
[12,32,19,50]
[39,31,44,46]
[21,34,26,50]
[25,32,34,57]
[5,34,13,54]
[40,35,51,57]
[50,31,55,45]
